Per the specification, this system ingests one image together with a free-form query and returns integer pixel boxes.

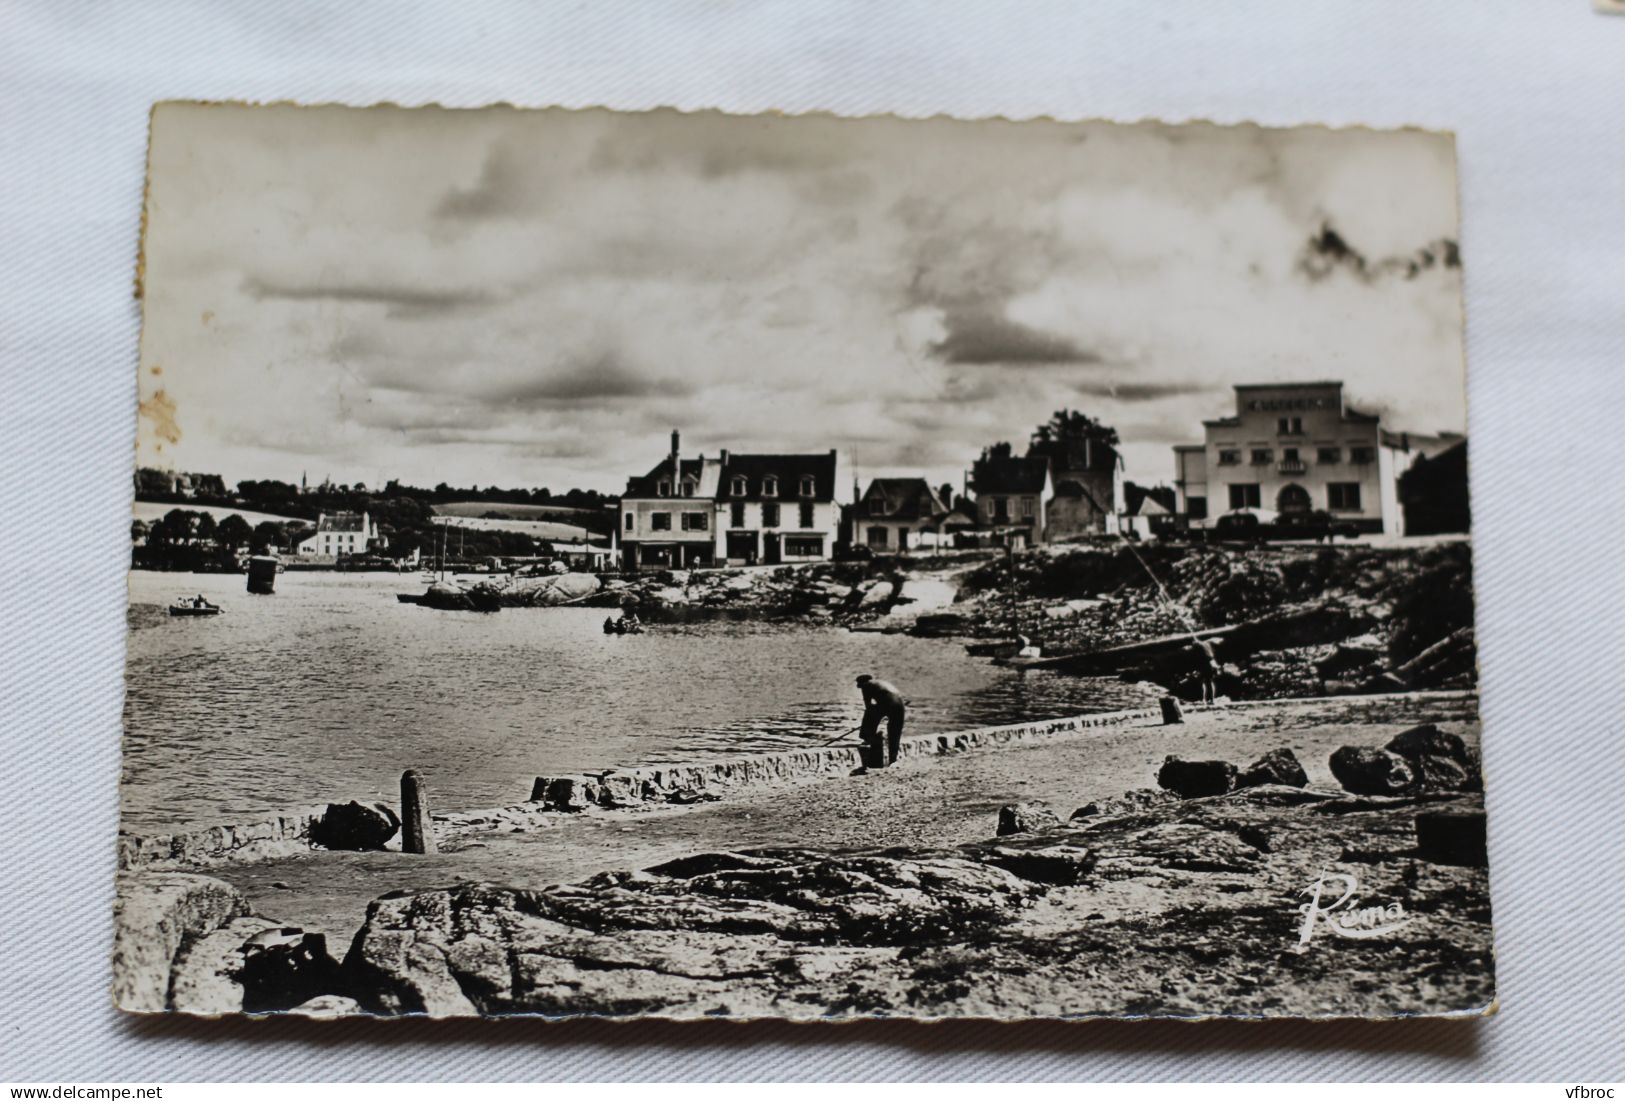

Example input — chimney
[720,448,729,465]
[669,429,680,477]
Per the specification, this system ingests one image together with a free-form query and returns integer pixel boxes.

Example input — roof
[719,452,838,502]
[861,478,946,520]
[1233,381,1345,391]
[624,450,838,502]
[315,511,367,533]
[1134,497,1172,517]
[972,455,1051,495]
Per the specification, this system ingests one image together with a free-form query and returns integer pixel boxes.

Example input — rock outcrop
[309,801,400,852]
[1238,747,1309,789]
[996,802,1062,836]
[1156,756,1239,799]
[337,784,1494,1019]
[169,918,342,1015]
[1329,746,1415,796]
[112,872,250,1012]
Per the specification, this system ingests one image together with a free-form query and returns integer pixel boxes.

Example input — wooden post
[1159,696,1185,725]
[401,769,436,854]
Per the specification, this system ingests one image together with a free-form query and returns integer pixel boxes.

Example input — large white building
[1172,382,1459,536]
[617,431,843,569]
[297,511,383,557]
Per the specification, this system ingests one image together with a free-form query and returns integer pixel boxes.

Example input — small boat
[169,599,223,617]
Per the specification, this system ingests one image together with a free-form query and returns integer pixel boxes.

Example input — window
[656,479,671,498]
[650,512,672,531]
[993,498,1009,522]
[1349,447,1375,465]
[624,513,634,531]
[1217,448,1241,466]
[866,526,888,548]
[681,512,708,531]
[762,476,779,497]
[1328,483,1362,511]
[1229,484,1261,509]
[1187,497,1209,521]
[730,500,745,527]
[681,478,697,498]
[800,475,816,498]
[799,501,815,528]
[785,536,823,557]
[1277,416,1303,436]
[1250,448,1273,465]
[731,475,747,497]
[761,502,780,527]
[1021,497,1034,519]
[1283,448,1299,462]
[1317,447,1341,464]
[984,499,995,517]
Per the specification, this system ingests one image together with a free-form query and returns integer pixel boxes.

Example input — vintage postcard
[117,103,1490,1020]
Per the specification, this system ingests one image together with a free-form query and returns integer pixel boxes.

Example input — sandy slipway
[116,694,1492,1020]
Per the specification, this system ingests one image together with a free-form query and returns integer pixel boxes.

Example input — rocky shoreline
[419,540,1476,705]
[113,697,1492,1020]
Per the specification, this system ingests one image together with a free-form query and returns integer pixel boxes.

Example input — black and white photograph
[115,102,1490,1021]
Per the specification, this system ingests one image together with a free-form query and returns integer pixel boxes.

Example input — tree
[251,521,284,554]
[980,441,1014,463]
[216,513,252,549]
[196,513,218,544]
[938,483,955,509]
[1029,408,1119,457]
[130,519,149,543]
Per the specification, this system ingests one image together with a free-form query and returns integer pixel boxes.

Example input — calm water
[123,570,1160,832]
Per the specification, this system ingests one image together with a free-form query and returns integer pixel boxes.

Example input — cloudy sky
[137,104,1465,494]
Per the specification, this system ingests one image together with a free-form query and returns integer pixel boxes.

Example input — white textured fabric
[2,0,1622,1082]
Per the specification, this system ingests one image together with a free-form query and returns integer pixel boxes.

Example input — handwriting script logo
[1295,869,1412,950]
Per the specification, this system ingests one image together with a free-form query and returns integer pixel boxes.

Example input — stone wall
[526,706,1169,812]
[117,691,1477,871]
[117,806,328,872]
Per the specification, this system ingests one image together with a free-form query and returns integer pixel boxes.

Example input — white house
[297,511,383,557]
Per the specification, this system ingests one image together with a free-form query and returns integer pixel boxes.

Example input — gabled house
[854,478,949,553]
[617,431,841,569]
[971,455,1053,546]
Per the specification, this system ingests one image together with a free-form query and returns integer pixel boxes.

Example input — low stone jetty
[116,690,1478,873]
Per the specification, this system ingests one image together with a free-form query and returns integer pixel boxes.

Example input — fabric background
[1,0,1620,1082]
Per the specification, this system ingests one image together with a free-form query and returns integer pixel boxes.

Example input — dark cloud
[1072,379,1214,401]
[929,307,1103,366]
[483,354,695,405]
[1298,221,1461,284]
[242,275,495,319]
[435,145,534,221]
[896,203,1101,367]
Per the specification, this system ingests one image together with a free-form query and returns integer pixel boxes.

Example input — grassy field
[131,500,308,528]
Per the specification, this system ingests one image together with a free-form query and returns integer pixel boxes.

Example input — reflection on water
[123,570,1160,832]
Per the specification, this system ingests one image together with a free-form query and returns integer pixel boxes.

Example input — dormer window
[656,479,671,498]
[731,475,747,497]
[800,475,816,498]
[681,477,697,498]
[763,476,779,498]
